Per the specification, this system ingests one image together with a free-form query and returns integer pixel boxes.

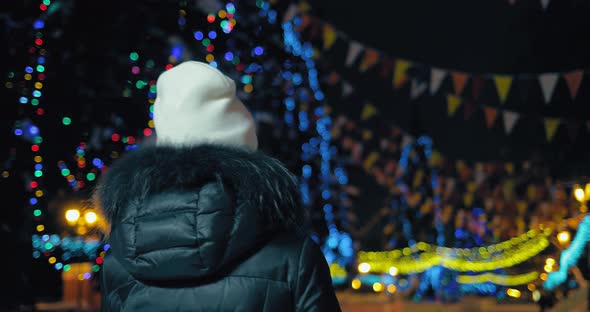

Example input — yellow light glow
[543,264,553,273]
[557,231,571,245]
[574,187,585,202]
[65,209,80,223]
[372,282,384,292]
[581,205,588,213]
[36,224,44,232]
[527,283,535,291]
[387,284,397,293]
[205,54,215,62]
[48,257,56,264]
[1,171,9,178]
[540,273,548,281]
[24,74,32,81]
[85,211,97,224]
[77,274,84,281]
[244,84,253,93]
[34,82,43,89]
[532,290,541,302]
[585,183,590,198]
[506,288,521,298]
[358,262,371,274]
[77,226,88,235]
[389,266,399,276]
[545,258,555,266]
[35,190,43,197]
[217,10,227,18]
[351,279,361,290]
[34,156,42,162]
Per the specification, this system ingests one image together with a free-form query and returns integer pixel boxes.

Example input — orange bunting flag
[361,103,377,120]
[298,15,312,31]
[447,94,462,116]
[359,49,379,72]
[322,24,337,50]
[494,75,512,104]
[326,72,340,85]
[451,72,469,95]
[393,59,411,89]
[544,118,560,142]
[484,107,498,128]
[472,75,485,100]
[564,70,584,100]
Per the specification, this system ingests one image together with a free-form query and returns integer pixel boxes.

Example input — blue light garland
[544,216,590,290]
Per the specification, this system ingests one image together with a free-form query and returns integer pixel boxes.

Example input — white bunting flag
[503,110,519,134]
[410,79,427,99]
[345,41,364,67]
[538,73,558,104]
[430,68,446,95]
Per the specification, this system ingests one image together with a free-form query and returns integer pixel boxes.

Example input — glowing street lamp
[84,211,98,224]
[65,209,80,224]
[557,231,571,245]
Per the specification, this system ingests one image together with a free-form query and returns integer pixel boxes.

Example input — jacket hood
[94,144,304,281]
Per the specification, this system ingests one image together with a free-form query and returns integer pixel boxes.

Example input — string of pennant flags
[283,4,588,143]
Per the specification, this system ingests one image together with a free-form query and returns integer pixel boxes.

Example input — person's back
[97,62,341,311]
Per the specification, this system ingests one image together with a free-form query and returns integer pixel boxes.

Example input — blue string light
[544,216,590,290]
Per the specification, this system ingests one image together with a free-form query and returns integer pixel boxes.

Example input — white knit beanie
[153,61,258,151]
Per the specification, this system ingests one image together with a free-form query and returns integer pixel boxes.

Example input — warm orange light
[351,279,361,290]
[65,209,80,223]
[387,284,397,293]
[557,231,571,245]
[372,282,384,292]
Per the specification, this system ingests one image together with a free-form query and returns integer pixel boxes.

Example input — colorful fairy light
[457,272,539,286]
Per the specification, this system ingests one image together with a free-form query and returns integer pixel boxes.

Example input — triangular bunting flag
[283,4,298,22]
[503,110,519,134]
[451,72,469,95]
[484,107,498,128]
[494,75,512,104]
[380,57,394,78]
[447,94,462,116]
[342,81,354,97]
[540,0,551,10]
[393,59,411,89]
[361,103,377,120]
[430,68,446,95]
[544,118,560,142]
[538,73,559,104]
[472,75,485,100]
[326,71,340,85]
[463,99,476,121]
[410,79,427,99]
[563,70,584,100]
[359,49,379,72]
[298,15,312,31]
[345,41,364,67]
[322,24,337,50]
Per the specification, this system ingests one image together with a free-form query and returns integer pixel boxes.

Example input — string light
[545,216,590,290]
[456,272,539,286]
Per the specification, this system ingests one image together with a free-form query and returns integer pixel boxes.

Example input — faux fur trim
[94,144,306,233]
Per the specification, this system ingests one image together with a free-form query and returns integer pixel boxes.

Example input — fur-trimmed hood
[94,144,305,280]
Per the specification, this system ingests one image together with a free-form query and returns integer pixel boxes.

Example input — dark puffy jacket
[96,144,340,311]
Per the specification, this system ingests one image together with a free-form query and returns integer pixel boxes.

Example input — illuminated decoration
[84,211,98,224]
[65,209,80,223]
[358,262,371,274]
[351,278,361,290]
[506,288,521,298]
[281,10,353,266]
[372,282,384,292]
[358,228,551,274]
[456,271,539,286]
[574,186,585,202]
[329,263,347,285]
[557,230,571,245]
[545,216,590,290]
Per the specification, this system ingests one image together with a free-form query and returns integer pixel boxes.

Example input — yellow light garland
[358,228,551,274]
[456,271,539,286]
